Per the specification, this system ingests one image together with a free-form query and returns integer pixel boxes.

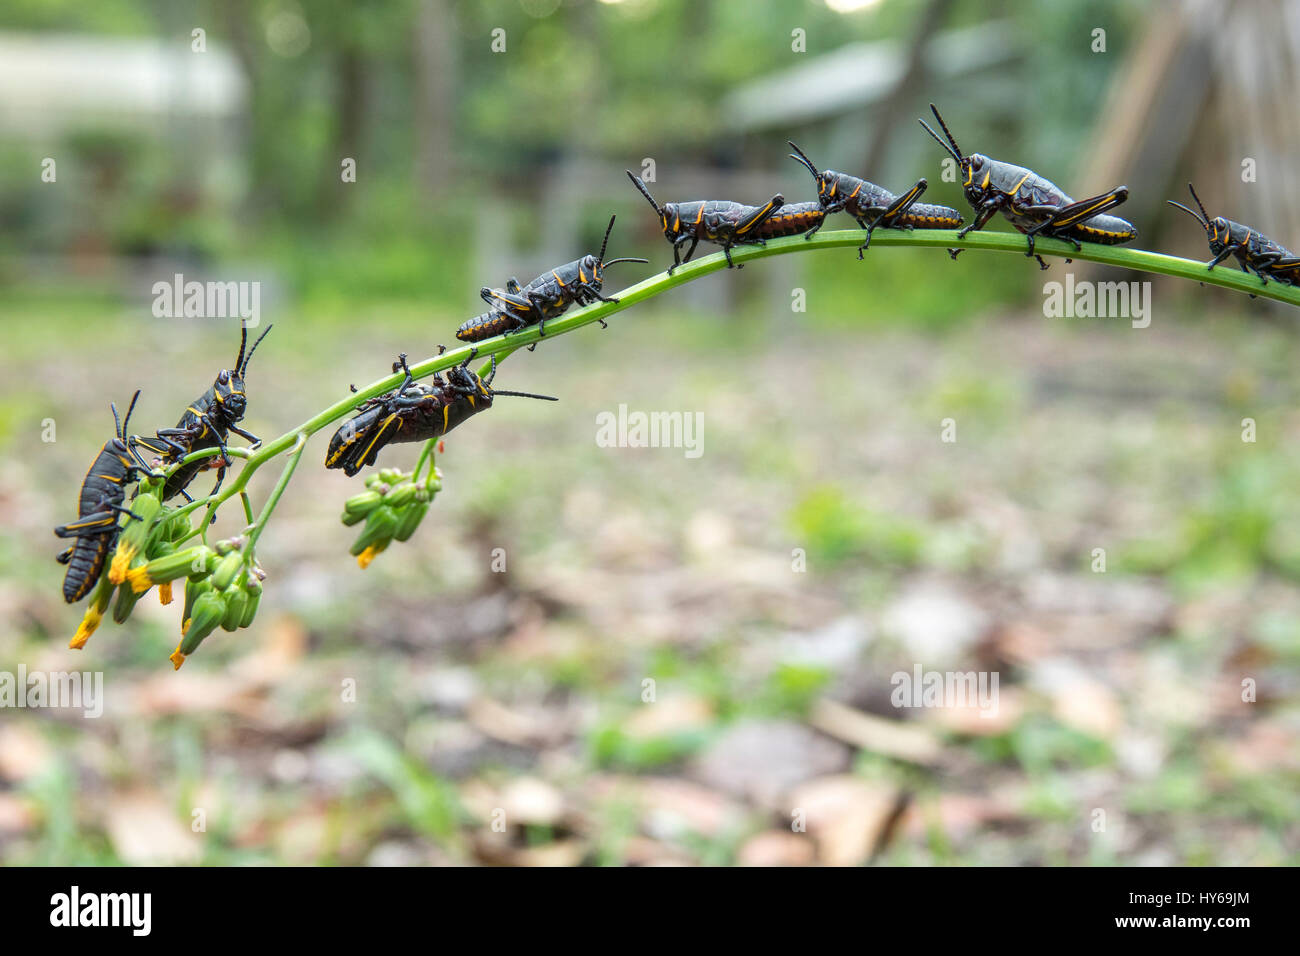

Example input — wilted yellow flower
[69,604,103,649]
[108,541,138,585]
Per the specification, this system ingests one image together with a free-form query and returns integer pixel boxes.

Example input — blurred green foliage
[0,0,1141,319]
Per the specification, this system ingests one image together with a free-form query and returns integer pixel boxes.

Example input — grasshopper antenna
[918,103,964,163]
[625,170,663,217]
[787,141,820,178]
[240,325,274,376]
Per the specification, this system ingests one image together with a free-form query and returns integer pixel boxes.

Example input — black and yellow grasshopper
[54,391,152,602]
[749,201,828,241]
[786,141,963,257]
[626,170,785,273]
[137,324,272,502]
[918,104,1136,269]
[325,350,557,477]
[1168,183,1300,288]
[456,216,646,344]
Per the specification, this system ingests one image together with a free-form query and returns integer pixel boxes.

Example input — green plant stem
[180,228,1300,533]
[413,438,438,486]
[242,432,307,552]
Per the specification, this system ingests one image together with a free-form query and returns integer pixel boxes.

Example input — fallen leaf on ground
[737,830,816,867]
[104,791,202,865]
[809,698,944,765]
[787,775,902,866]
[621,695,714,740]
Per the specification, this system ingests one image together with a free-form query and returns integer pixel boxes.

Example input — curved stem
[243,432,307,552]
[179,228,1300,531]
[413,438,437,486]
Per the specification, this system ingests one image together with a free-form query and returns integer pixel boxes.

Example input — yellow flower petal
[108,542,137,585]
[169,645,186,670]
[69,606,102,649]
[357,544,383,569]
[158,582,173,605]
[126,565,154,594]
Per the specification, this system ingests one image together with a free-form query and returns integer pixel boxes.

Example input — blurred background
[1,0,1298,866]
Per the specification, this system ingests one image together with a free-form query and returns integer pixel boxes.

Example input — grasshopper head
[214,368,247,421]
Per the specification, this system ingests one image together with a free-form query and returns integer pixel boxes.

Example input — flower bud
[386,483,418,509]
[213,535,245,556]
[167,511,193,542]
[239,578,262,628]
[70,573,114,650]
[183,576,212,624]
[343,490,384,517]
[211,552,245,591]
[128,545,214,594]
[146,535,175,563]
[349,504,399,558]
[109,493,162,584]
[393,500,430,542]
[356,540,389,569]
[111,577,145,624]
[220,588,248,632]
[188,547,217,581]
[172,589,226,668]
[71,605,104,650]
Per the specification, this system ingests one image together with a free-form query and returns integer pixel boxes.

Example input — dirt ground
[1,293,1297,865]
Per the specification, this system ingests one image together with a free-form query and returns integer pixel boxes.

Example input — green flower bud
[349,504,399,557]
[188,547,217,581]
[183,576,213,624]
[146,537,176,563]
[211,552,245,591]
[221,588,248,632]
[111,577,144,624]
[386,483,418,509]
[393,500,430,542]
[130,545,214,593]
[239,579,262,629]
[180,590,226,654]
[343,490,384,517]
[213,536,244,556]
[168,511,194,542]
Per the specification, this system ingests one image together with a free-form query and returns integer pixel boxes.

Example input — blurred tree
[414,0,455,201]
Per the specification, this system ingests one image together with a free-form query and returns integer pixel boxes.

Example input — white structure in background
[0,31,247,196]
[0,31,245,128]
[0,31,263,307]
[721,21,1018,132]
